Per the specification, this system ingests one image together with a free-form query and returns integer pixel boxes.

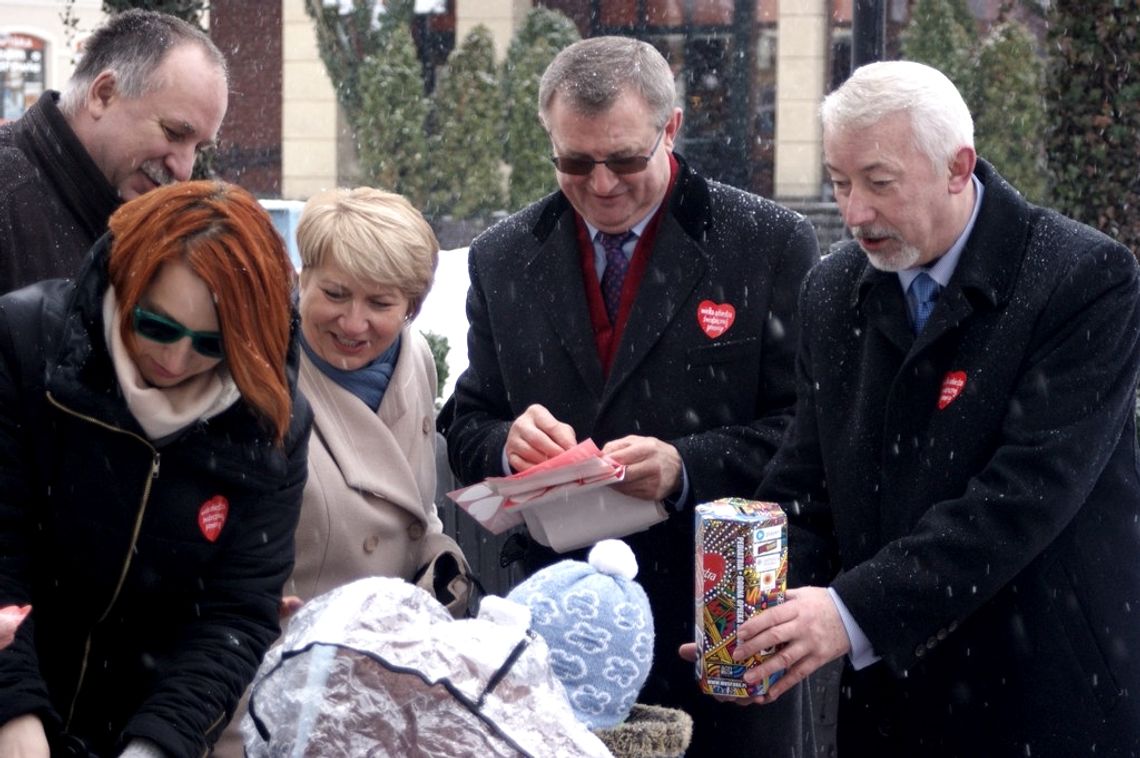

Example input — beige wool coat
[287,326,469,610]
[212,327,469,757]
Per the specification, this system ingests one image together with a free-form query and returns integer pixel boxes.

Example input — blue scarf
[301,332,401,411]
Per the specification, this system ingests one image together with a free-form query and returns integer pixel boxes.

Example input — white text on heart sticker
[198,495,229,543]
[697,300,736,339]
[938,371,967,410]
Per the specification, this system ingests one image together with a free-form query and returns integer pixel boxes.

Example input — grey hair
[820,60,974,171]
[59,9,227,116]
[297,187,439,319]
[538,36,676,129]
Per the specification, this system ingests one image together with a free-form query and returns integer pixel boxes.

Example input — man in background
[0,8,228,293]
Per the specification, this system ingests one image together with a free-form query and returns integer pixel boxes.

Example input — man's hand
[731,586,850,703]
[505,404,577,472]
[676,642,756,706]
[0,714,49,758]
[602,435,682,501]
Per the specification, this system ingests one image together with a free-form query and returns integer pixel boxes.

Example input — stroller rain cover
[242,576,612,758]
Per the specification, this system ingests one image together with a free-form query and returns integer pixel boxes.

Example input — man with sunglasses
[442,35,820,751]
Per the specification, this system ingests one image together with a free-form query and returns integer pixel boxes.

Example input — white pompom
[587,539,638,581]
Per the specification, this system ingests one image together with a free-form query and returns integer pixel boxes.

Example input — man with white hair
[0,9,228,293]
[730,60,1140,756]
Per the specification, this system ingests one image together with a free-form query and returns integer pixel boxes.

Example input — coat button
[422,417,432,434]
[363,535,380,553]
[937,628,948,641]
[408,522,425,540]
[914,645,925,658]
[926,636,937,650]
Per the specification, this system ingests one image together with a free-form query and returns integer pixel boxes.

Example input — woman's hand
[279,596,303,620]
[0,714,50,758]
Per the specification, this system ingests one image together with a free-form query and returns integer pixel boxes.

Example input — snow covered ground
[415,247,472,400]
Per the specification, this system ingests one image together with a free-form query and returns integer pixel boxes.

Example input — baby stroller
[241,576,612,757]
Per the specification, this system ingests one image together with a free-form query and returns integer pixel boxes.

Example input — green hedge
[1044,1,1140,258]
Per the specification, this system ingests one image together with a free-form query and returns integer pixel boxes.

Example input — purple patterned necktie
[599,231,635,324]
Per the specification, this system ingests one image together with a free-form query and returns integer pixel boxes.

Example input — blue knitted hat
[506,540,654,730]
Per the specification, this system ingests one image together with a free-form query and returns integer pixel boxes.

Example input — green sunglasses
[132,306,224,359]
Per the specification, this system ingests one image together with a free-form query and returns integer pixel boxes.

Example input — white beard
[851,225,922,272]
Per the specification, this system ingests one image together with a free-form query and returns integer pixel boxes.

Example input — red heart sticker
[702,553,726,595]
[697,300,735,339]
[198,496,229,543]
[938,371,967,410]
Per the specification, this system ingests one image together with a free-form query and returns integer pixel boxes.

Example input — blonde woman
[212,188,469,757]
[287,187,469,610]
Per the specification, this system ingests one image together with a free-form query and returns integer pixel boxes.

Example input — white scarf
[103,287,241,441]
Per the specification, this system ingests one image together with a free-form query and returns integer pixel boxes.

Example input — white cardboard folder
[447,440,668,553]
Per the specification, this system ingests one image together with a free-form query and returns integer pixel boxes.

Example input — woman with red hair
[0,181,312,758]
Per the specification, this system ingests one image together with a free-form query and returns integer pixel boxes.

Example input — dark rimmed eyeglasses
[550,128,666,176]
[132,306,224,359]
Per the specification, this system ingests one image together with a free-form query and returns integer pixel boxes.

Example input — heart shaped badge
[697,300,735,339]
[198,495,229,543]
[938,371,967,410]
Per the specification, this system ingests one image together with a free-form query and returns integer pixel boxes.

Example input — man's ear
[663,107,683,150]
[947,145,976,194]
[86,69,118,118]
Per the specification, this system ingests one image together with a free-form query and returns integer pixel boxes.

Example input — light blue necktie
[910,272,941,334]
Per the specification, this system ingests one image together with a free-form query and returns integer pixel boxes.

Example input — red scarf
[575,154,680,376]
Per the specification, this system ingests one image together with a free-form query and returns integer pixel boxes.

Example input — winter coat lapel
[602,156,710,405]
[300,349,425,521]
[915,161,1026,349]
[855,266,915,355]
[523,206,607,399]
[604,213,707,403]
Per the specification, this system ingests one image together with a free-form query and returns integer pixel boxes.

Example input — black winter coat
[760,161,1140,757]
[0,92,120,294]
[443,155,820,751]
[0,239,311,757]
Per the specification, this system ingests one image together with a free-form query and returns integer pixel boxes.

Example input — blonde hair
[297,187,439,318]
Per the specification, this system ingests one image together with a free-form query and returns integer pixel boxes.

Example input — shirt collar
[586,203,663,280]
[584,201,662,251]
